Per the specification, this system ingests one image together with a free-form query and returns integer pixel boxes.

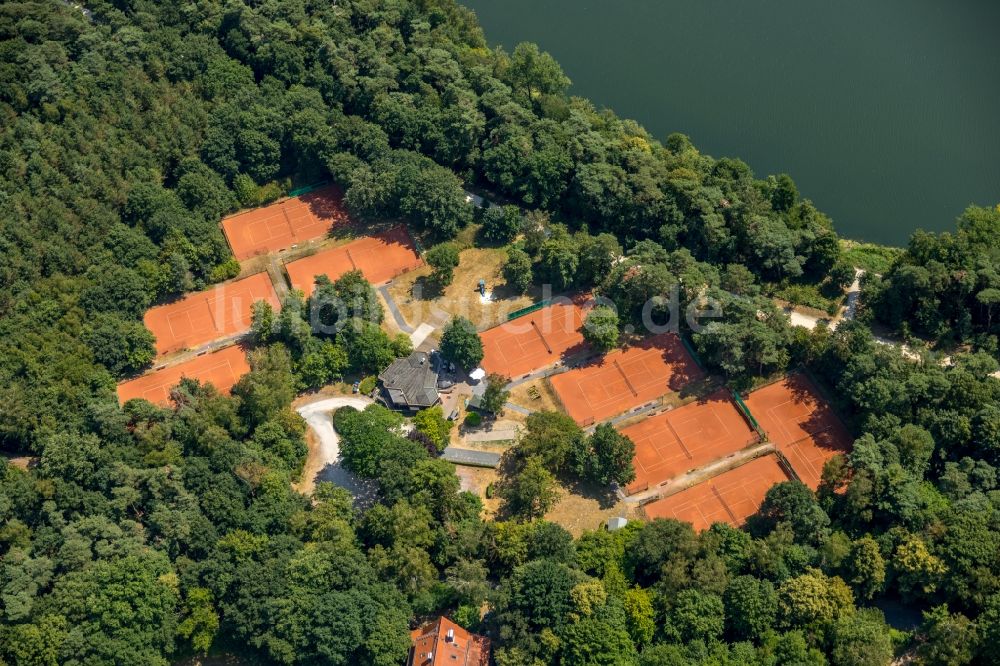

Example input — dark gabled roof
[378,352,440,410]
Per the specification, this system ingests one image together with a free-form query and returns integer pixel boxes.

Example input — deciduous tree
[503,247,534,294]
[440,316,484,370]
[582,306,621,353]
[426,242,461,287]
[498,456,560,520]
[480,373,511,415]
[413,406,452,452]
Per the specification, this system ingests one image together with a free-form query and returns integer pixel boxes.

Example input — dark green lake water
[462,0,1000,245]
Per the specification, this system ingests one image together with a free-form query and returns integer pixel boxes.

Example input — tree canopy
[0,1,997,664]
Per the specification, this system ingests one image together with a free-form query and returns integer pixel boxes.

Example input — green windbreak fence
[288,181,329,197]
[507,299,552,321]
[680,335,704,370]
[411,234,424,254]
[732,390,765,438]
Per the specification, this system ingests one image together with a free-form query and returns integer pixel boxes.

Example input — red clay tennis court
[743,374,852,490]
[221,185,348,260]
[620,389,759,494]
[642,454,791,530]
[549,333,704,425]
[144,272,280,357]
[116,345,250,406]
[480,300,589,378]
[284,226,423,297]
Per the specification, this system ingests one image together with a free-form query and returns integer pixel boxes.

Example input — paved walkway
[463,421,521,442]
[788,267,967,368]
[378,284,440,349]
[788,310,826,330]
[269,256,289,300]
[149,331,249,372]
[504,402,533,416]
[503,355,592,390]
[378,284,415,334]
[409,323,435,349]
[505,367,556,389]
[604,400,667,429]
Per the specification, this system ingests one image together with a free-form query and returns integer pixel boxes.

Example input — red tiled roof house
[409,617,490,666]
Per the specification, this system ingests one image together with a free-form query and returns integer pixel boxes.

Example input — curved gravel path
[294,395,374,498]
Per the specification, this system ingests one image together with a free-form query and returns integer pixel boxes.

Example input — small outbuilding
[377,351,440,412]
[606,517,629,532]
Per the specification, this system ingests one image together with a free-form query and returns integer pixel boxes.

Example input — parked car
[351,381,360,394]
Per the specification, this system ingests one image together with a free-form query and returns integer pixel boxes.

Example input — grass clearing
[454,465,501,517]
[841,239,904,274]
[543,479,640,537]
[385,247,539,331]
[507,379,561,419]
[451,221,481,249]
[290,382,356,409]
[768,281,844,315]
[1,453,34,471]
[454,432,514,454]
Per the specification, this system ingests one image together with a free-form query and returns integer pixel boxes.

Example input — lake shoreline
[462,0,1000,245]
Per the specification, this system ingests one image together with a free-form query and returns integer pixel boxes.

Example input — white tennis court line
[163,284,267,344]
[765,400,799,443]
[493,334,533,365]
[139,357,238,400]
[203,298,220,333]
[578,374,623,411]
[533,305,578,338]
[783,441,822,480]
[762,397,832,481]
[577,354,664,411]
[680,408,736,454]
[279,203,296,237]
[165,309,195,339]
[623,354,670,390]
[711,485,740,524]
[635,401,743,478]
[245,214,279,244]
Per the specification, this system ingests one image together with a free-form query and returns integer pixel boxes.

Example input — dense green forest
[866,205,1000,348]
[0,1,998,664]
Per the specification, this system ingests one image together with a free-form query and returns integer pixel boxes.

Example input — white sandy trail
[295,396,373,490]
